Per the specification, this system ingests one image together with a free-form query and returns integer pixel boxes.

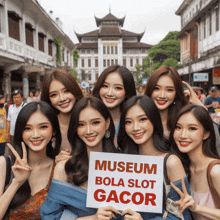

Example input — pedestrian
[26,90,35,103]
[40,97,121,219]
[170,104,220,219]
[93,65,136,147]
[118,95,190,219]
[6,90,26,148]
[0,101,61,219]
[41,69,83,152]
[205,86,220,113]
[0,91,8,156]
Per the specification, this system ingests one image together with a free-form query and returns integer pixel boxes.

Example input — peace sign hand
[7,142,31,186]
[170,178,197,213]
[182,81,204,106]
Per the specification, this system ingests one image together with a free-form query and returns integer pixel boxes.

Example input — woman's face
[22,111,53,153]
[49,80,76,114]
[173,112,209,154]
[151,75,176,111]
[125,104,154,146]
[99,72,125,109]
[77,106,110,150]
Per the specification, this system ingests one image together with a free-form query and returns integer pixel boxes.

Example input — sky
[39,0,184,46]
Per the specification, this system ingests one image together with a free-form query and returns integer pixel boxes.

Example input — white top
[7,102,26,135]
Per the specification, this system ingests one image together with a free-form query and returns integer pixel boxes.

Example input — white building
[176,0,220,90]
[0,0,75,99]
[75,12,152,86]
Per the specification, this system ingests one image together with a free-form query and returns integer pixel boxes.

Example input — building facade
[0,0,75,99]
[176,0,220,90]
[75,12,152,86]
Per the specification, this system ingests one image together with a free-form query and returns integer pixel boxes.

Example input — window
[216,7,219,31]
[111,46,114,54]
[48,40,53,56]
[204,17,206,39]
[103,59,106,67]
[209,13,212,35]
[103,46,106,54]
[130,58,133,67]
[95,59,98,67]
[88,59,91,67]
[200,0,202,8]
[82,59,84,67]
[62,47,65,61]
[89,74,91,80]
[38,33,45,52]
[25,23,34,47]
[8,11,20,41]
[143,58,145,65]
[115,46,118,54]
[136,58,139,65]
[96,73,99,80]
[123,59,126,66]
[107,60,110,67]
[196,5,198,12]
[111,59,114,65]
[115,59,118,65]
[107,46,110,54]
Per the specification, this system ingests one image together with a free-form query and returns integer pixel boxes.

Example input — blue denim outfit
[40,178,121,220]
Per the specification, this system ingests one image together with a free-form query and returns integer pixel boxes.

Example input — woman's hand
[121,209,143,220]
[7,142,31,186]
[55,149,71,164]
[93,206,121,220]
[171,178,197,213]
[182,81,204,106]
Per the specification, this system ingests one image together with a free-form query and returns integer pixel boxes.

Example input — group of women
[0,65,219,220]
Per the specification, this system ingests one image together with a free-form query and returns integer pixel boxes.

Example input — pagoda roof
[123,42,153,49]
[75,29,145,42]
[75,43,98,49]
[95,12,125,27]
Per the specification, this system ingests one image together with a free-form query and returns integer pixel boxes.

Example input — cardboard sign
[87,152,164,213]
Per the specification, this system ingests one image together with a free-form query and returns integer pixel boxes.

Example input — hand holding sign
[93,206,121,220]
[122,209,143,220]
[7,142,31,186]
[171,178,197,213]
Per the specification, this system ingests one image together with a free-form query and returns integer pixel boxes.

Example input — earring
[173,101,176,105]
[105,130,110,138]
[51,136,56,148]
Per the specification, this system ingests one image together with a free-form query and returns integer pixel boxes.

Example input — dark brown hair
[93,65,136,111]
[41,69,83,113]
[145,65,187,131]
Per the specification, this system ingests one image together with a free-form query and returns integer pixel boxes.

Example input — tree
[143,31,181,74]
[73,49,79,67]
[70,69,79,83]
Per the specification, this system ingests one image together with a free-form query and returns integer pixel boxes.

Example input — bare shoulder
[54,160,68,182]
[166,154,184,169]
[210,164,220,183]
[166,154,186,182]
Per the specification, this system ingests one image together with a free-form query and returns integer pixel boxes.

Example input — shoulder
[166,154,186,182]
[54,160,68,182]
[210,163,220,183]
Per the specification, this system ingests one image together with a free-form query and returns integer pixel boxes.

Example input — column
[22,72,29,101]
[3,72,11,97]
[36,73,41,89]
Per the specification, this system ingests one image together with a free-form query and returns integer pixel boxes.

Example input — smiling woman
[41,69,83,152]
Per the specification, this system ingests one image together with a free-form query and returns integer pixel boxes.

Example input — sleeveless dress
[191,190,216,220]
[5,164,55,220]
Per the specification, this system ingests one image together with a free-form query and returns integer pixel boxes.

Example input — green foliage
[54,38,62,63]
[73,49,79,66]
[70,69,79,83]
[143,31,180,72]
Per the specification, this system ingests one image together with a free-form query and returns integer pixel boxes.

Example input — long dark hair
[9,101,61,210]
[41,69,83,114]
[93,65,136,111]
[65,96,118,186]
[170,104,220,177]
[118,95,168,154]
[145,65,187,131]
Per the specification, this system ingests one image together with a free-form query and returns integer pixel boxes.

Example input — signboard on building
[213,69,220,85]
[87,152,164,213]
[81,81,89,89]
[142,78,148,85]
[193,73,208,82]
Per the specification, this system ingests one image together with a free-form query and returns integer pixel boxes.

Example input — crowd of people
[0,65,219,220]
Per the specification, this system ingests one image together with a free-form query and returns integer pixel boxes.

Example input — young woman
[93,65,136,146]
[41,69,83,152]
[170,104,220,220]
[40,97,121,219]
[118,95,191,219]
[144,65,203,140]
[0,101,61,219]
